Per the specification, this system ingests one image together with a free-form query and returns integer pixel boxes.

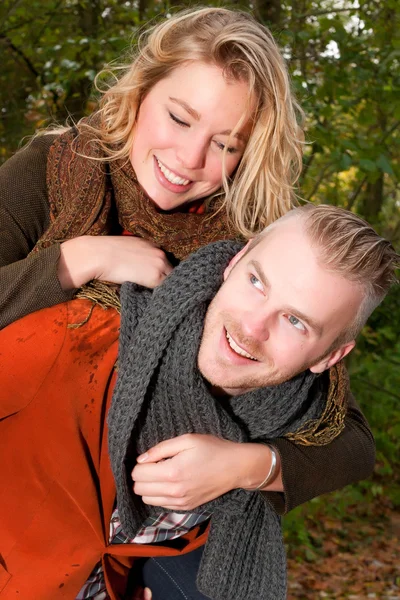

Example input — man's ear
[223,241,252,280]
[309,340,356,374]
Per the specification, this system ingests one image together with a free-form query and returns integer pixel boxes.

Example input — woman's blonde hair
[78,7,305,237]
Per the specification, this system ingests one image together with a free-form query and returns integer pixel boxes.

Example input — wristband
[251,444,278,491]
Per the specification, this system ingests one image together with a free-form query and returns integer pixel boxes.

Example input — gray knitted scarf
[108,240,328,600]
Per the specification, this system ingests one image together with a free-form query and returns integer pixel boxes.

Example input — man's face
[198,219,363,396]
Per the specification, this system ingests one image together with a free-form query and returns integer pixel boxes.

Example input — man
[108,204,398,600]
[0,205,397,600]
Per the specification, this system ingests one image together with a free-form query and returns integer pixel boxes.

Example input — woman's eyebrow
[169,97,247,142]
[219,129,247,143]
[169,97,200,120]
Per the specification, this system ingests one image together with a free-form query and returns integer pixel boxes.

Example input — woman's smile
[129,61,253,211]
[153,156,193,193]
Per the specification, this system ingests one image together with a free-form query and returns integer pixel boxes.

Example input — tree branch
[0,0,24,30]
[352,376,400,401]
[306,162,335,202]
[1,16,43,36]
[32,0,64,47]
[380,120,400,144]
[300,143,317,185]
[380,357,400,367]
[346,174,368,211]
[0,34,41,82]
[346,120,400,211]
[298,7,359,19]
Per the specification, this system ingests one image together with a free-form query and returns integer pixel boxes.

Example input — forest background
[1,0,399,597]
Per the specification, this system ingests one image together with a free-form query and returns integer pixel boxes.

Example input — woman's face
[130,61,254,211]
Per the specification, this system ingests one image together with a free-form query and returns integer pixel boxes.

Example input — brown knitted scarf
[33,126,234,260]
[31,125,348,445]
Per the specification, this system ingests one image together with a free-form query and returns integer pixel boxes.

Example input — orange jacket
[0,300,208,599]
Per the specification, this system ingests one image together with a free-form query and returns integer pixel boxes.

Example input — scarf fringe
[110,240,351,600]
[72,288,348,445]
[74,280,121,311]
[67,281,121,329]
[284,361,348,446]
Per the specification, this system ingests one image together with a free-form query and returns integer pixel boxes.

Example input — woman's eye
[288,315,306,331]
[214,141,237,154]
[250,274,263,291]
[169,112,189,128]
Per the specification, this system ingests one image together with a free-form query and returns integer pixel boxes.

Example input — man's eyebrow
[249,260,269,289]
[283,306,324,336]
[169,97,248,143]
[249,259,324,336]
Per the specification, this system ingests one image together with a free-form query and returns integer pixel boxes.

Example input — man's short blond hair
[249,204,399,342]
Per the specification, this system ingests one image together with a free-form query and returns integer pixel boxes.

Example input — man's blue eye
[288,315,305,331]
[250,274,263,290]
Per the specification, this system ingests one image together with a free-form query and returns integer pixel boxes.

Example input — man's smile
[225,329,258,361]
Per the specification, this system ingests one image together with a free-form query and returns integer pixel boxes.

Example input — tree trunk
[360,174,385,221]
[56,0,101,121]
[254,0,282,26]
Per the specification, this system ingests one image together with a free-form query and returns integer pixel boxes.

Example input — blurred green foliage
[1,0,399,549]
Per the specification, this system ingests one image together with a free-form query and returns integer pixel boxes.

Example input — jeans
[138,546,210,600]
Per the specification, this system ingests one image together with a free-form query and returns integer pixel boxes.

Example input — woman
[0,7,374,600]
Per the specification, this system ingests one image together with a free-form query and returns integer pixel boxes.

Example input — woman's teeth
[156,158,190,186]
[226,331,257,361]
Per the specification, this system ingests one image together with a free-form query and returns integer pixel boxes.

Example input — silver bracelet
[251,444,278,491]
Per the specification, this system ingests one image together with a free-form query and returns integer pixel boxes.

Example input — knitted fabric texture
[109,240,339,600]
[32,124,233,260]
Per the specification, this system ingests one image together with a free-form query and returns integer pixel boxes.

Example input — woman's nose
[176,139,207,171]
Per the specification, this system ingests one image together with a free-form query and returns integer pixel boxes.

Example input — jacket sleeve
[263,391,376,514]
[0,136,75,329]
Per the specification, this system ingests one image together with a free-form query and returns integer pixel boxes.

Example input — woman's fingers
[59,235,173,289]
[132,586,152,600]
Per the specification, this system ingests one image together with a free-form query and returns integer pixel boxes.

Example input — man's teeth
[226,331,257,361]
[156,158,190,186]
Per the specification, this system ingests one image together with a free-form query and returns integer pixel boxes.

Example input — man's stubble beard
[198,301,311,394]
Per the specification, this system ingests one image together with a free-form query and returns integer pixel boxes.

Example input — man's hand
[131,434,282,510]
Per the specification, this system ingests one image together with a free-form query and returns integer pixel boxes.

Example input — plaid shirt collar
[75,507,211,599]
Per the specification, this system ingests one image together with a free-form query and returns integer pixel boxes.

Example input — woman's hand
[132,586,152,600]
[131,434,282,511]
[58,235,173,290]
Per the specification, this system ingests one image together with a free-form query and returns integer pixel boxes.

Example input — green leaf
[339,153,352,170]
[359,158,377,172]
[376,154,394,175]
[297,31,310,41]
[341,139,357,151]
